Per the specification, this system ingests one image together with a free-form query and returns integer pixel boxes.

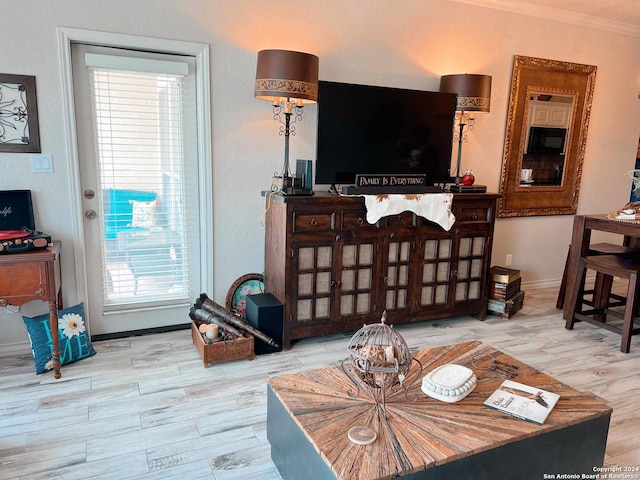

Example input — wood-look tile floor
[1,287,639,479]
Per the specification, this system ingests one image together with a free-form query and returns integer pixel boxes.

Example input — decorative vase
[462,169,475,186]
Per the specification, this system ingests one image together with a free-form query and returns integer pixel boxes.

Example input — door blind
[87,60,191,308]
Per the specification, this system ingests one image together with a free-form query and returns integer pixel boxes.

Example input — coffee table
[267,341,612,480]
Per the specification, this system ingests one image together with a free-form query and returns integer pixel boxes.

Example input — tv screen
[315,81,457,186]
[527,127,567,154]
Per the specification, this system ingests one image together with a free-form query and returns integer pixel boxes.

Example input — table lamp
[439,74,492,186]
[255,49,319,194]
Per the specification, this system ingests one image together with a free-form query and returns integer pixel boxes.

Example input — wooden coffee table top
[268,341,612,480]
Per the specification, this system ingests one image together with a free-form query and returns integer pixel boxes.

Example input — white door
[71,43,201,338]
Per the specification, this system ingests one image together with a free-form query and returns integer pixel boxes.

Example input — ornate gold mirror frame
[498,56,597,217]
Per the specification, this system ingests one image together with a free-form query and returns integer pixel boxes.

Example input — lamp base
[271,176,314,196]
[279,188,315,196]
[271,175,297,191]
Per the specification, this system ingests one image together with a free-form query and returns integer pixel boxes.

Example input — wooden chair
[556,242,639,309]
[565,255,640,353]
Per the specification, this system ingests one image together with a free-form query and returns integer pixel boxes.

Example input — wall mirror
[498,55,597,217]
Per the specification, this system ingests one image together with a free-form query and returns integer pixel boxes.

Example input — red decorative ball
[462,170,475,186]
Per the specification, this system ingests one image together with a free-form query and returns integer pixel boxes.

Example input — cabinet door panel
[383,238,413,312]
[297,273,314,296]
[455,258,485,281]
[340,292,372,315]
[316,271,332,294]
[315,297,331,318]
[420,284,450,306]
[453,233,489,303]
[386,288,408,310]
[298,245,333,270]
[455,279,481,301]
[436,262,451,282]
[337,241,376,317]
[418,235,453,308]
[293,244,334,324]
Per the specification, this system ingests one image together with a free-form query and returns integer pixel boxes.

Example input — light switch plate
[31,154,53,173]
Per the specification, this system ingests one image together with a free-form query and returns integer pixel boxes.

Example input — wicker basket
[191,321,254,367]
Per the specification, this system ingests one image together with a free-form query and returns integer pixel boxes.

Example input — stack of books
[488,266,524,319]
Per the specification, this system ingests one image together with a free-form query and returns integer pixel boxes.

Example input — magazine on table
[483,379,560,425]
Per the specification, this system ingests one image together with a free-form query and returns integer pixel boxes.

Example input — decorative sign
[0,74,41,153]
[355,174,427,188]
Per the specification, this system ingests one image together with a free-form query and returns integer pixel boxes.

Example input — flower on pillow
[129,199,157,229]
[22,303,96,374]
[59,311,87,339]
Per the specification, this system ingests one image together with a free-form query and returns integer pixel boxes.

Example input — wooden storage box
[191,321,255,367]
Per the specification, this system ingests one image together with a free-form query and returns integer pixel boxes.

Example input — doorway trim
[57,27,213,308]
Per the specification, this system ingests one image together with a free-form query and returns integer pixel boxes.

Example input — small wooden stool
[565,255,640,353]
[556,242,639,309]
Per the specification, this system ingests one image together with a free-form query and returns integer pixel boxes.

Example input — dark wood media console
[263,192,500,348]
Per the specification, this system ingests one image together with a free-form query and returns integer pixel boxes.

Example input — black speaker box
[246,293,284,355]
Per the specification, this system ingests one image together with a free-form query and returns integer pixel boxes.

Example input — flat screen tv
[315,80,457,187]
[527,126,567,154]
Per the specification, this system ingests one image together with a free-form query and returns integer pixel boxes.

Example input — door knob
[83,189,95,199]
[84,209,97,220]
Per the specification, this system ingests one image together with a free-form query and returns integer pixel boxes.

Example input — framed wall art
[0,74,41,153]
[225,273,265,317]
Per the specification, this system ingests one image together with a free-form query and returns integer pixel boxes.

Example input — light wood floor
[1,286,639,479]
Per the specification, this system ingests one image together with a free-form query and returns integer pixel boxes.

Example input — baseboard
[521,278,561,291]
[90,322,190,342]
[0,340,31,357]
[521,271,611,292]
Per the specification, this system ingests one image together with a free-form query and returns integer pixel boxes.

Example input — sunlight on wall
[174,0,331,55]
[170,0,497,94]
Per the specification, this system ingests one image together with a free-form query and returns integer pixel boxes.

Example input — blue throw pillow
[22,303,96,374]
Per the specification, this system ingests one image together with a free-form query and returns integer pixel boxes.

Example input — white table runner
[349,193,456,231]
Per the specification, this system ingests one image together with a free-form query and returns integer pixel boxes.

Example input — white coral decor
[626,170,640,192]
[59,312,86,339]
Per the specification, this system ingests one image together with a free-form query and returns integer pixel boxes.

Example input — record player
[0,190,52,254]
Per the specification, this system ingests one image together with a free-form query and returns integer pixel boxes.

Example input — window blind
[87,59,191,308]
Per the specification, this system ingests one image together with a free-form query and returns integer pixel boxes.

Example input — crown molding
[450,0,640,38]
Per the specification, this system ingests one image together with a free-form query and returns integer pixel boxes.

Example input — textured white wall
[1,0,640,350]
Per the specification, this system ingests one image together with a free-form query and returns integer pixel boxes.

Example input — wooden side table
[0,241,63,378]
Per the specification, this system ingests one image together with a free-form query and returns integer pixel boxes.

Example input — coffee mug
[521,169,533,183]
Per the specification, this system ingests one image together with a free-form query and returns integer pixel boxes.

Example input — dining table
[562,214,640,320]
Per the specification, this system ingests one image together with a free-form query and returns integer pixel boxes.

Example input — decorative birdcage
[341,311,422,415]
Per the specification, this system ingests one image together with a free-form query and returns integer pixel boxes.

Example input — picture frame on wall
[0,73,41,153]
